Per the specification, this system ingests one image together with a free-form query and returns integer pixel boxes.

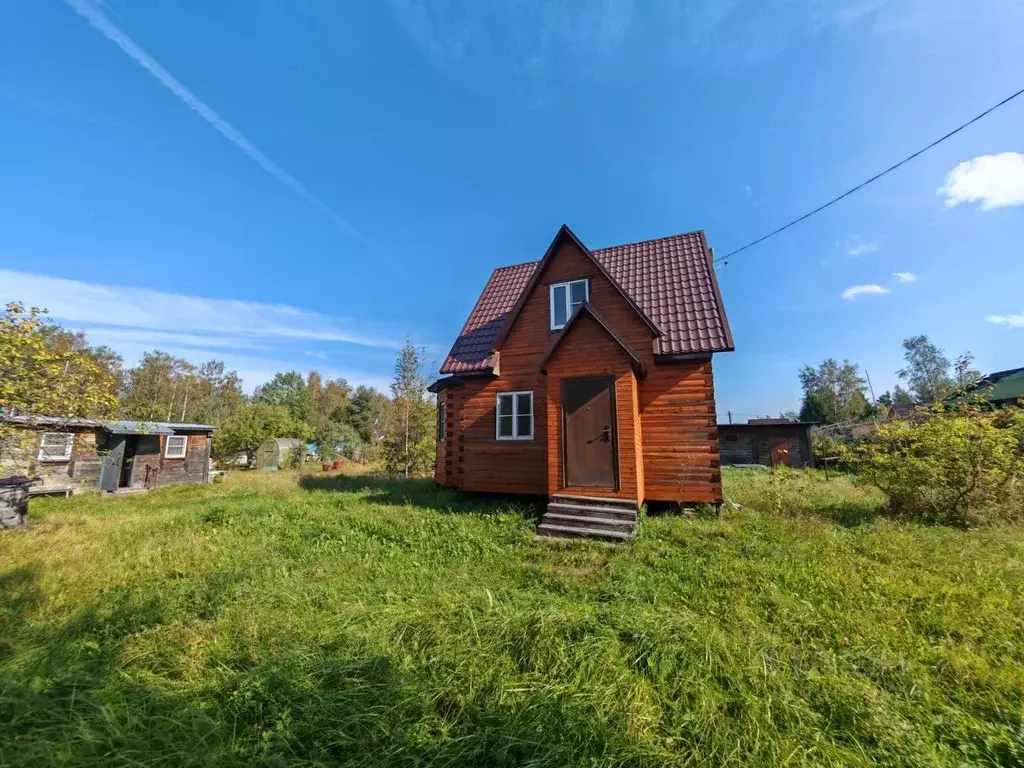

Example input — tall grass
[1,469,1022,766]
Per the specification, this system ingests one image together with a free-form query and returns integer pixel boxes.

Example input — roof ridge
[593,229,706,253]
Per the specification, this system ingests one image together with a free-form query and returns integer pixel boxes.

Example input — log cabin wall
[639,359,723,503]
[436,237,728,506]
[542,313,643,506]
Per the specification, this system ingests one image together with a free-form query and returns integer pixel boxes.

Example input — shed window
[549,279,588,330]
[724,434,739,443]
[496,391,533,440]
[437,398,446,443]
[164,435,188,459]
[38,432,74,462]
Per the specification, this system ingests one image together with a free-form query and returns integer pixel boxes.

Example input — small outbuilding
[0,415,216,493]
[718,419,814,468]
[254,438,305,470]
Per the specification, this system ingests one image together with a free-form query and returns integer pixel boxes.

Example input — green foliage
[119,352,244,424]
[798,392,831,424]
[3,469,1023,766]
[383,339,436,477]
[896,335,954,405]
[350,385,390,444]
[253,371,313,423]
[0,302,118,424]
[853,405,1024,527]
[213,402,311,463]
[798,358,869,424]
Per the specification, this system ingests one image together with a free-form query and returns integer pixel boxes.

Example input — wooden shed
[718,420,813,468]
[254,438,304,470]
[0,416,216,493]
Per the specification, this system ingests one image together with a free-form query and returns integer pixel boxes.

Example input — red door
[770,438,791,467]
[562,377,617,488]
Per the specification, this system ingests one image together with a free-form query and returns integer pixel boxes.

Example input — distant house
[1,415,216,493]
[429,224,734,540]
[960,367,1024,407]
[718,420,813,468]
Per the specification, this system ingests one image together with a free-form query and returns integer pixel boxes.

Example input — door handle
[588,427,611,444]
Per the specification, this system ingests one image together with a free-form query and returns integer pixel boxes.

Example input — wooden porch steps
[537,494,638,543]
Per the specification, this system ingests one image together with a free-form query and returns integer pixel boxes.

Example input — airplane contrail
[62,0,374,249]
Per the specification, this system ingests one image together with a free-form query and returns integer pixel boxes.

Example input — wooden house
[718,420,814,468]
[1,416,216,493]
[429,225,734,541]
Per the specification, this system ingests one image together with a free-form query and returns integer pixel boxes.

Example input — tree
[253,371,313,423]
[897,335,954,405]
[0,303,118,422]
[350,385,389,445]
[307,371,351,427]
[798,359,869,424]
[798,393,832,424]
[39,325,124,394]
[187,361,245,425]
[212,402,311,465]
[120,351,193,421]
[383,339,436,477]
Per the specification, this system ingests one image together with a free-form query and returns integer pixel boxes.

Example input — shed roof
[975,366,1024,403]
[1,415,217,434]
[440,226,733,374]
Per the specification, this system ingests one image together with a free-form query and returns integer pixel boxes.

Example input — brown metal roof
[439,227,734,374]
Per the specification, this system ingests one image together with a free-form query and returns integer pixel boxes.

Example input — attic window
[38,432,74,462]
[164,435,188,459]
[549,279,588,330]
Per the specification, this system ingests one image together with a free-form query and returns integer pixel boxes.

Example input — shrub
[853,405,1024,527]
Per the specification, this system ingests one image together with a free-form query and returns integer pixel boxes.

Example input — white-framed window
[38,432,74,462]
[164,435,188,459]
[496,391,534,440]
[549,279,589,330]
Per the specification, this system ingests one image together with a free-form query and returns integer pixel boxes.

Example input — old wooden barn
[718,419,814,468]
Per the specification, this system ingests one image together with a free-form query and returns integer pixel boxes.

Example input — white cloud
[305,351,330,360]
[987,313,1024,328]
[743,184,752,195]
[0,269,402,349]
[841,284,889,300]
[841,236,879,257]
[938,152,1024,210]
[62,0,373,248]
[892,271,917,283]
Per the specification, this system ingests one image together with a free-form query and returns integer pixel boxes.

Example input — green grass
[1,468,1023,767]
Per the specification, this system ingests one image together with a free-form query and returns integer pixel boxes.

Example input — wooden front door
[563,377,617,488]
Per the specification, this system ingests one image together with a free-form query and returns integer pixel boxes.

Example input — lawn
[1,468,1023,767]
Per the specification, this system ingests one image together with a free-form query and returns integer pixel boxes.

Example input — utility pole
[865,370,877,402]
[727,410,732,425]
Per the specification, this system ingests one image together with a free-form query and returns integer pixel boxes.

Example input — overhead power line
[715,85,1024,266]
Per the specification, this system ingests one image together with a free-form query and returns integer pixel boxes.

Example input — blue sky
[1,0,1022,416]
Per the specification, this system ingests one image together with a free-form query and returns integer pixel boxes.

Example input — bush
[853,405,1024,527]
